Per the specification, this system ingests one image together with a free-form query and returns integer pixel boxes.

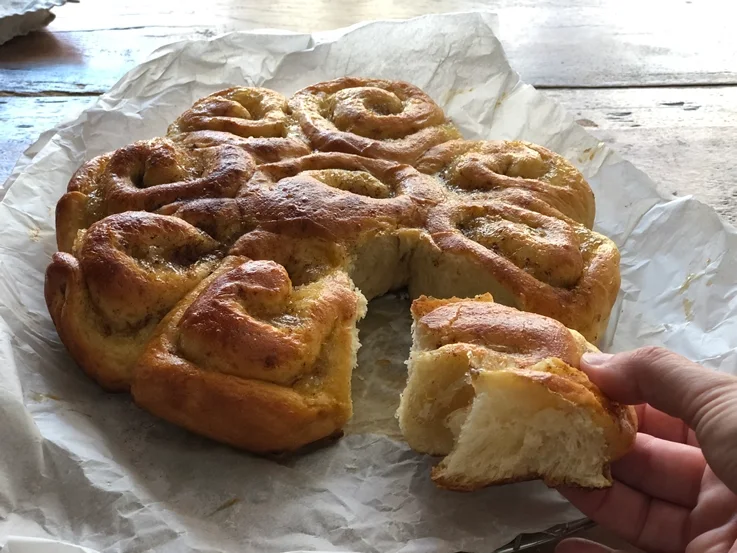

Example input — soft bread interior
[409,238,520,307]
[397,346,477,455]
[398,344,620,490]
[397,294,636,490]
[432,369,611,490]
[349,229,418,301]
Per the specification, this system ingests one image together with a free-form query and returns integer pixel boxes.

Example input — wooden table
[1,1,735,551]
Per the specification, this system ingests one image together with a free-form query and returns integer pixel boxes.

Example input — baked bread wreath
[46,77,635,489]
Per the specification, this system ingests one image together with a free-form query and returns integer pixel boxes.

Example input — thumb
[580,347,735,427]
[555,538,616,553]
[581,346,737,492]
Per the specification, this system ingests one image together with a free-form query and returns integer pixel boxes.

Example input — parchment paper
[0,0,70,46]
[2,11,736,553]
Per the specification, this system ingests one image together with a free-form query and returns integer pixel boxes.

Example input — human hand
[556,346,737,553]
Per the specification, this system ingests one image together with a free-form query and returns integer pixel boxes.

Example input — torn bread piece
[397,294,636,490]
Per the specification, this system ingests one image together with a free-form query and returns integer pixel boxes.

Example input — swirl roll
[411,200,620,342]
[168,87,311,163]
[416,140,595,228]
[289,77,460,164]
[238,153,439,300]
[398,295,636,490]
[45,212,221,390]
[131,255,366,453]
[56,137,254,252]
[240,152,443,225]
[169,87,296,139]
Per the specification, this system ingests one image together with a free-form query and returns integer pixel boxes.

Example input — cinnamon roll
[45,212,221,391]
[416,140,595,228]
[289,77,461,165]
[410,200,620,342]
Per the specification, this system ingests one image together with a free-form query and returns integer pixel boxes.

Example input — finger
[611,433,706,507]
[634,404,699,446]
[580,347,731,424]
[581,347,737,493]
[558,481,689,553]
[690,468,737,533]
[555,538,615,553]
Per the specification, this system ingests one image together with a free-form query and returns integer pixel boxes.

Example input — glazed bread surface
[46,77,625,465]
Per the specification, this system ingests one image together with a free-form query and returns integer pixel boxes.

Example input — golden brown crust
[405,296,636,491]
[230,229,348,285]
[56,191,92,253]
[45,212,221,391]
[289,77,461,164]
[133,353,349,453]
[101,137,254,211]
[176,260,357,384]
[158,197,257,245]
[417,140,596,228]
[57,153,113,252]
[420,199,620,342]
[174,130,311,165]
[169,87,298,139]
[409,292,495,319]
[244,151,443,201]
[55,137,255,252]
[412,294,586,368]
[166,87,312,165]
[236,152,442,244]
[131,256,366,453]
[47,78,623,456]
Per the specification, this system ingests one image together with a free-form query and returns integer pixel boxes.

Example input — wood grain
[1,0,735,94]
[0,27,221,94]
[0,96,92,184]
[545,86,737,224]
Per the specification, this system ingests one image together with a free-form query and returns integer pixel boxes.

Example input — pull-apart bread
[46,77,635,488]
[398,295,636,490]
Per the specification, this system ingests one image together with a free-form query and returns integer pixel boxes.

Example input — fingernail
[581,352,613,367]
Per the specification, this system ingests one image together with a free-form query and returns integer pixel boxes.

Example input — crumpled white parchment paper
[0,0,70,46]
[1,11,736,553]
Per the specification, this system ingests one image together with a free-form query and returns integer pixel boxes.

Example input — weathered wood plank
[547,86,737,224]
[0,27,223,95]
[0,0,735,94]
[3,87,736,228]
[0,96,92,184]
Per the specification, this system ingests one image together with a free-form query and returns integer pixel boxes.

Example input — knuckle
[631,345,674,366]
